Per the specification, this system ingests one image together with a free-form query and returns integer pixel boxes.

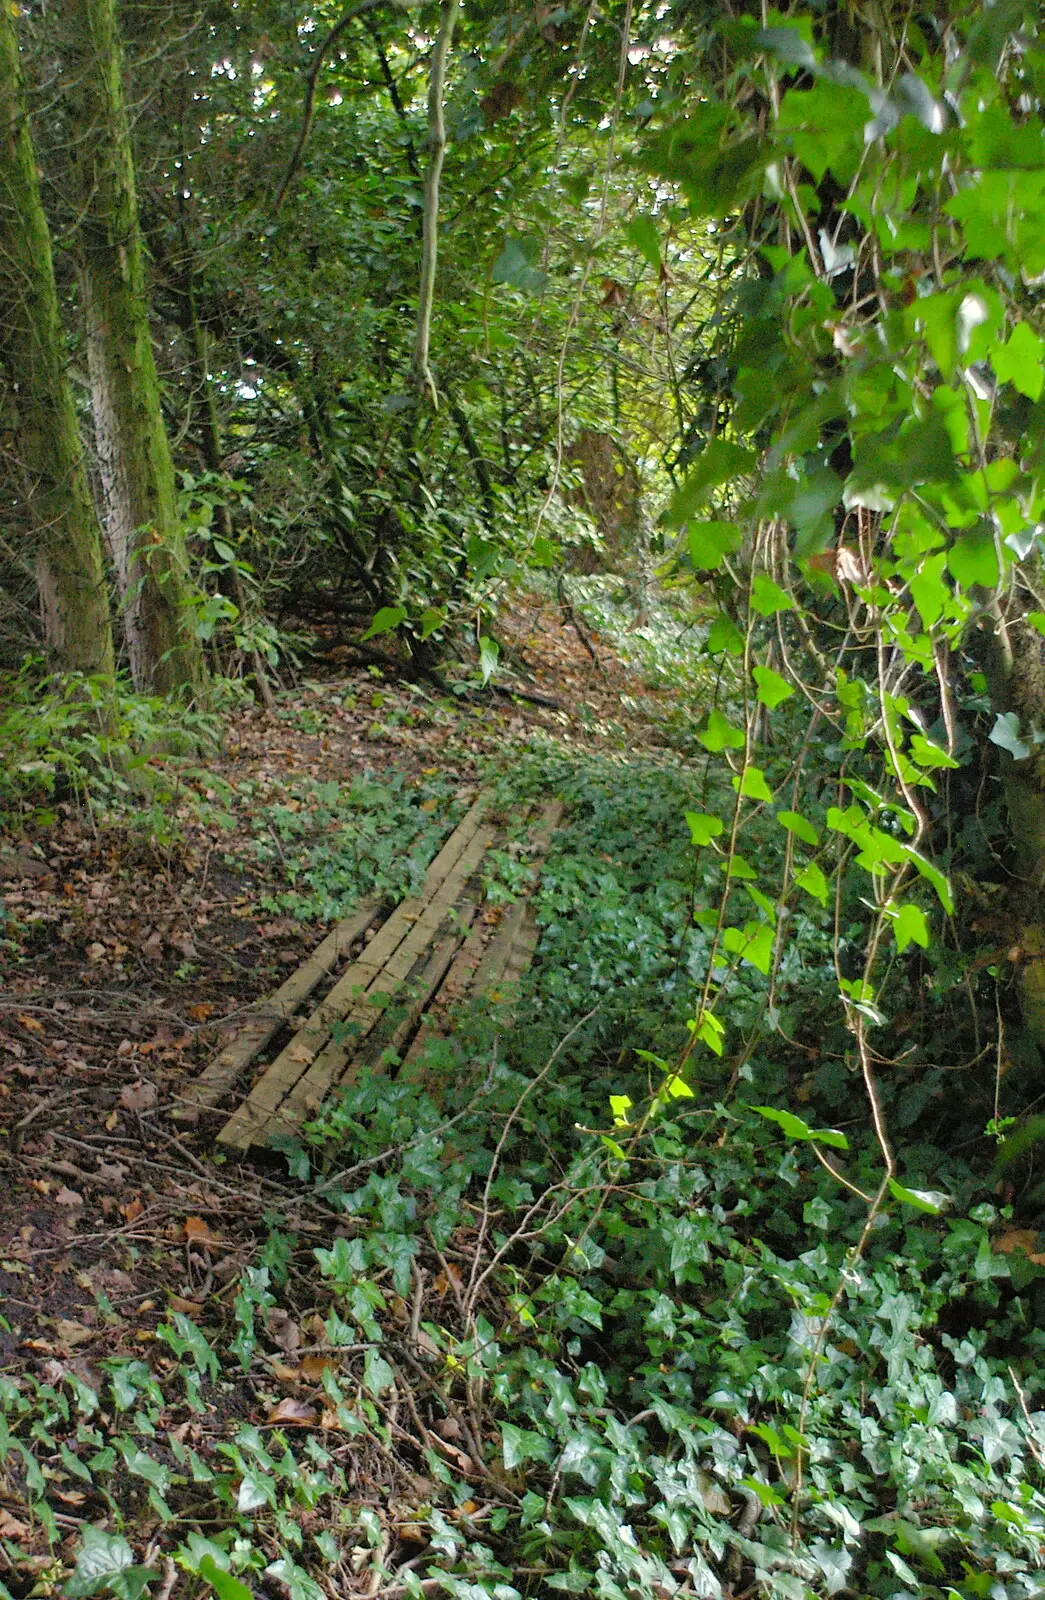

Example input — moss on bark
[62,0,203,696]
[0,4,115,678]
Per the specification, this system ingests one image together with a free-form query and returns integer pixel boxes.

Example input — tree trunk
[0,3,115,678]
[61,0,203,697]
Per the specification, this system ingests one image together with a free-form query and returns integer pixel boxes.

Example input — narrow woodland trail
[1,589,671,1316]
[0,583,715,1598]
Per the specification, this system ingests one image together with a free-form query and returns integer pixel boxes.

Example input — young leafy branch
[412,0,460,406]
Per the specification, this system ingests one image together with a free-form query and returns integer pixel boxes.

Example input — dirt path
[0,590,676,1371]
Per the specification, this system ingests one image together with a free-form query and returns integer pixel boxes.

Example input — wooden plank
[218,819,496,1148]
[179,898,382,1114]
[420,791,487,888]
[264,926,470,1139]
[399,800,563,1080]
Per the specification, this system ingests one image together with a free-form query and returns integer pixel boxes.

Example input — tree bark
[0,3,115,678]
[61,0,203,696]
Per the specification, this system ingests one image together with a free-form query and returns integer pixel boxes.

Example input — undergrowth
[5,733,1045,1600]
[5,593,1045,1600]
[0,665,232,843]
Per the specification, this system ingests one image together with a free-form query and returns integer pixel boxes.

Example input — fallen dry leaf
[434,1262,463,1295]
[183,1216,217,1247]
[993,1229,1045,1265]
[55,1186,84,1207]
[434,1439,474,1474]
[54,1319,93,1346]
[121,1195,144,1223]
[266,1397,318,1427]
[96,1161,128,1187]
[168,1295,205,1315]
[0,1511,30,1539]
[297,1354,337,1382]
[267,1307,301,1354]
[120,1080,157,1112]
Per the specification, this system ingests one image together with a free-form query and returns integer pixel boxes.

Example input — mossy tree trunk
[0,3,115,678]
[61,0,203,697]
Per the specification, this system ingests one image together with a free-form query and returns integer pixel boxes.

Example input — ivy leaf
[478,635,500,685]
[893,903,929,952]
[749,1105,849,1149]
[900,845,953,913]
[66,1529,154,1600]
[199,1556,255,1600]
[722,922,775,973]
[990,711,1032,761]
[750,574,795,615]
[698,709,745,752]
[887,1178,951,1214]
[909,733,958,771]
[491,235,547,294]
[948,526,999,590]
[692,1010,725,1055]
[734,766,773,801]
[688,520,743,569]
[625,213,661,268]
[501,1422,553,1469]
[362,606,407,642]
[993,322,1045,401]
[685,812,724,846]
[609,1093,632,1126]
[363,1348,395,1397]
[776,809,819,845]
[753,665,794,708]
[666,439,757,522]
[705,611,745,655]
[237,1469,274,1513]
[909,552,949,630]
[795,862,828,904]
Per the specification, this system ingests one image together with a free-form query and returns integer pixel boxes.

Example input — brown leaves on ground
[119,1080,157,1113]
[992,1229,1045,1266]
[266,1397,318,1427]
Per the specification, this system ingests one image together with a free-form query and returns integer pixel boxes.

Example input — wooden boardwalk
[182,794,562,1150]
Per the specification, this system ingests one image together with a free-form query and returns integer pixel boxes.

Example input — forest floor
[0,581,703,1598]
[0,589,670,1346]
[4,584,1040,1600]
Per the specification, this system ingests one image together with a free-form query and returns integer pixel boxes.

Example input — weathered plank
[259,833,494,1137]
[399,799,563,1081]
[217,816,496,1148]
[177,897,382,1115]
[211,793,562,1152]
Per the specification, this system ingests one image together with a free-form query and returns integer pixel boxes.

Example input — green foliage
[0,663,226,838]
[242,766,468,921]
